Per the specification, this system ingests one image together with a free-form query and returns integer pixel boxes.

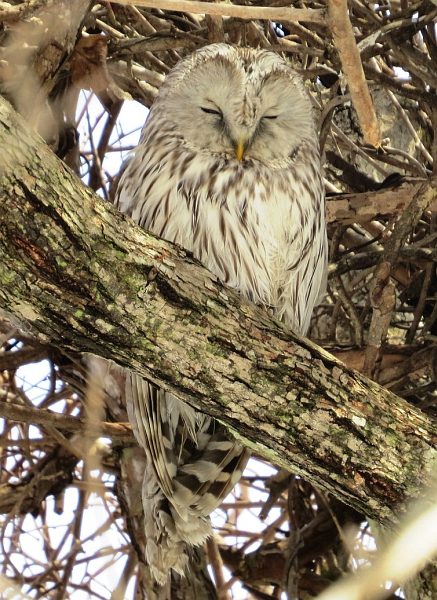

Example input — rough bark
[0,95,436,528]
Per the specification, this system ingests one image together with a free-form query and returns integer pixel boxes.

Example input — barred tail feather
[126,371,250,583]
[142,472,210,585]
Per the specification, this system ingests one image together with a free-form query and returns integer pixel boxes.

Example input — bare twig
[0,400,132,441]
[110,0,327,24]
[207,537,231,600]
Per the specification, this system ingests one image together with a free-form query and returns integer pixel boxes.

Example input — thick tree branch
[0,96,436,526]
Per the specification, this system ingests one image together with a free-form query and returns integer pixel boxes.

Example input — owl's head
[153,44,316,165]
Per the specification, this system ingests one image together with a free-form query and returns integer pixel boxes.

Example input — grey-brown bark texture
[1,95,436,527]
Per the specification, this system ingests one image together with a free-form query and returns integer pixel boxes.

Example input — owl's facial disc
[162,51,314,163]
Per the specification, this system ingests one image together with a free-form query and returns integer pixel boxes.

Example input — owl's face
[153,44,316,165]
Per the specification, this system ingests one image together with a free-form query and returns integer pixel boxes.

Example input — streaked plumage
[115,43,327,584]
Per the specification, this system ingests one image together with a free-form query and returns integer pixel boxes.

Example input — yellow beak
[235,140,244,161]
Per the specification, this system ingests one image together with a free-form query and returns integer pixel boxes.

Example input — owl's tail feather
[126,371,250,584]
[142,472,211,585]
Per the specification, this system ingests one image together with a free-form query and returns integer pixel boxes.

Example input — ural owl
[115,43,327,584]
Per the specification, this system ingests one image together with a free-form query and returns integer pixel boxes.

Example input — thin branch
[0,401,132,442]
[110,0,327,24]
[363,182,437,377]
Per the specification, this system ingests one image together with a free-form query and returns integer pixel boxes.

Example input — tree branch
[0,400,132,442]
[110,0,327,25]
[327,0,380,146]
[0,95,436,525]
[326,178,437,224]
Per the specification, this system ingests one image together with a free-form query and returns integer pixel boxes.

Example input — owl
[114,43,327,585]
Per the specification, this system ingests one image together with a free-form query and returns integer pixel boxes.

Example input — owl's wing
[126,370,249,532]
[277,191,328,336]
[126,374,177,499]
